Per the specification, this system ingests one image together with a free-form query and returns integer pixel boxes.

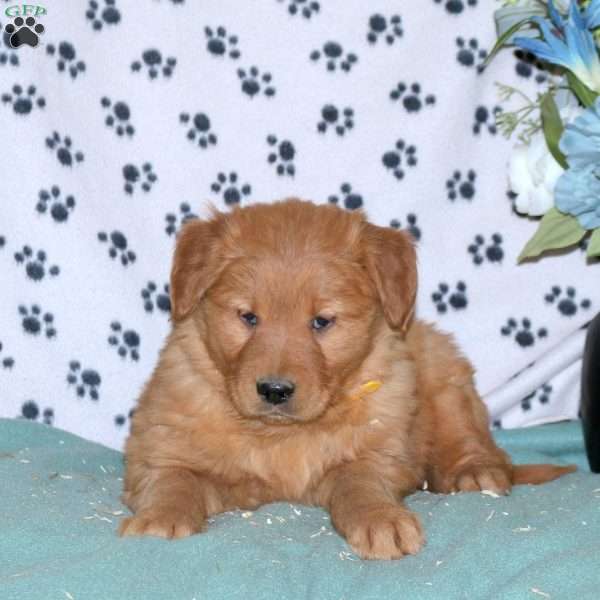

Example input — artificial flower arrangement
[489,0,600,261]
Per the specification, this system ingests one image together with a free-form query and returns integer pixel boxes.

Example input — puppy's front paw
[119,509,203,539]
[338,504,424,560]
[451,464,511,495]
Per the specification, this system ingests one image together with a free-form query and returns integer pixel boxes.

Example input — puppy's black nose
[256,378,295,405]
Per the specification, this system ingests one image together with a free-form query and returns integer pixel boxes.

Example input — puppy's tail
[511,463,577,485]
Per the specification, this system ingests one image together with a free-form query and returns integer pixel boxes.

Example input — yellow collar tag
[360,380,382,394]
[352,380,382,402]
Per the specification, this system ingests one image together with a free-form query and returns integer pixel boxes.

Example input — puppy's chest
[202,426,362,499]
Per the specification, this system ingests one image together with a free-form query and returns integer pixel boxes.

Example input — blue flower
[559,97,600,167]
[583,0,600,30]
[555,97,600,228]
[514,1,600,92]
[555,163,600,228]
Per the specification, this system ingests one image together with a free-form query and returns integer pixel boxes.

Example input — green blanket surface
[1,418,598,600]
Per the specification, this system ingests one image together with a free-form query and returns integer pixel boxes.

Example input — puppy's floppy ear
[362,223,417,332]
[170,217,223,321]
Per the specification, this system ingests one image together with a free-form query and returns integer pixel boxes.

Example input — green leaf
[566,72,599,108]
[518,208,587,262]
[587,228,600,258]
[540,92,568,169]
[483,17,536,68]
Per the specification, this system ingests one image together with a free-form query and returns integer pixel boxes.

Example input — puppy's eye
[240,312,258,327]
[311,316,334,331]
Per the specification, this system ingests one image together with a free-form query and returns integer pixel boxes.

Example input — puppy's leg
[315,460,424,560]
[119,467,223,539]
[427,382,512,495]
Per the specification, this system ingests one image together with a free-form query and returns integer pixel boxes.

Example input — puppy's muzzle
[256,377,295,406]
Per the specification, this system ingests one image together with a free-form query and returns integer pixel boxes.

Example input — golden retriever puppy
[119,199,575,559]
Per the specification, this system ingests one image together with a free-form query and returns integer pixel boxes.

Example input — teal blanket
[1,418,598,600]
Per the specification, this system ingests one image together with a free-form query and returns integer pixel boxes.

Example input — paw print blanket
[0,0,597,449]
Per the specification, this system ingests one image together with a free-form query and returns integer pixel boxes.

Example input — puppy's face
[170,200,416,425]
[202,254,379,422]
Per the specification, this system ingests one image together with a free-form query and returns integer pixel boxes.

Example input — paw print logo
[101,97,135,137]
[456,37,487,73]
[211,172,251,206]
[204,26,240,59]
[179,112,217,148]
[131,49,176,79]
[317,104,354,136]
[431,281,468,314]
[238,66,276,98]
[514,50,548,84]
[21,401,54,425]
[18,304,56,338]
[328,183,363,211]
[67,361,101,401]
[45,132,84,166]
[0,20,19,65]
[97,230,136,266]
[544,286,591,316]
[390,214,421,242]
[141,282,171,314]
[278,0,320,18]
[390,82,435,113]
[46,42,86,79]
[446,169,476,201]
[123,163,157,194]
[310,41,358,72]
[382,139,417,180]
[521,383,553,411]
[473,105,501,135]
[367,14,402,45]
[267,135,296,176]
[468,233,504,265]
[434,0,477,15]
[0,341,15,370]
[501,318,548,348]
[4,16,44,48]
[86,0,121,30]
[114,408,135,429]
[108,321,140,361]
[1,84,45,114]
[14,246,59,281]
[37,186,76,223]
[165,203,198,236]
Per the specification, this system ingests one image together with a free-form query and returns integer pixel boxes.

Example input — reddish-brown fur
[120,199,575,559]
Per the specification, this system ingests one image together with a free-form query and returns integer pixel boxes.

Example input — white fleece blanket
[0,0,597,449]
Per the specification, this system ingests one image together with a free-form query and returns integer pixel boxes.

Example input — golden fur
[119,199,575,559]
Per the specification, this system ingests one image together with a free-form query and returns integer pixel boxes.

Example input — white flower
[508,104,583,216]
[508,132,563,216]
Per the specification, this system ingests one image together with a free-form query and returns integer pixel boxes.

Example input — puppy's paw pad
[118,511,202,539]
[453,465,511,494]
[344,506,424,560]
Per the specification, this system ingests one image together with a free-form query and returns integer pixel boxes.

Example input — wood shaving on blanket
[310,526,328,538]
[512,525,536,533]
[480,489,501,498]
[83,513,113,523]
[530,588,551,598]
